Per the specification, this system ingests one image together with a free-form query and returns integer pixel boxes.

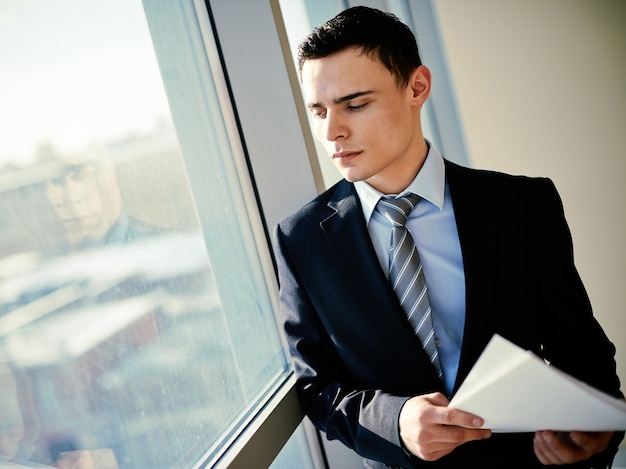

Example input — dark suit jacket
[274,160,623,468]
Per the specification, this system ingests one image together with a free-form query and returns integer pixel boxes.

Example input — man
[42,154,165,254]
[274,6,623,468]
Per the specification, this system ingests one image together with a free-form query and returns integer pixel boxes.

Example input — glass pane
[0,1,289,468]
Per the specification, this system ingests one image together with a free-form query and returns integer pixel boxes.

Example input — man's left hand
[533,430,613,465]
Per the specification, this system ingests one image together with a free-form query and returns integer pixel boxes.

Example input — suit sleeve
[533,179,620,391]
[273,223,414,468]
[534,179,624,465]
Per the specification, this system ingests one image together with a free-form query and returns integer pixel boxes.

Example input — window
[0,1,305,467]
[0,1,467,467]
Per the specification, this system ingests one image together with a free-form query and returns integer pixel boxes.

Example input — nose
[63,183,84,209]
[46,178,84,214]
[324,110,347,142]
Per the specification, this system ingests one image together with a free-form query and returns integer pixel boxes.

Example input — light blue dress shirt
[354,145,465,396]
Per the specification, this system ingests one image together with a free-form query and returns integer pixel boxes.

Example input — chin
[339,169,366,183]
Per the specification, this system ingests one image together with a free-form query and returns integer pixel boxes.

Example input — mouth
[58,215,96,228]
[59,217,80,225]
[332,150,361,161]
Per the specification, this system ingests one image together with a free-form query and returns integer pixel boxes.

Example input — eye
[47,177,64,187]
[310,108,327,119]
[347,102,367,111]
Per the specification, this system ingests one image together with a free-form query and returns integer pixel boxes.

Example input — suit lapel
[321,181,424,341]
[319,173,495,391]
[445,161,500,393]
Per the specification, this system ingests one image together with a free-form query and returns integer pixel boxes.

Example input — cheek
[373,110,414,146]
[80,184,103,206]
[312,120,327,142]
[45,185,63,207]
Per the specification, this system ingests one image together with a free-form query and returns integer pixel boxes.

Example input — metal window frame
[150,0,324,467]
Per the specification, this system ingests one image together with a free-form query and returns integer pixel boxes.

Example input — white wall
[434,0,626,412]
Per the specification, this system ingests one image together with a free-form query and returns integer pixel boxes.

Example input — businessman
[42,153,166,254]
[274,6,623,468]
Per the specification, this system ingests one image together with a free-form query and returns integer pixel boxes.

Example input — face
[45,164,109,246]
[301,47,430,194]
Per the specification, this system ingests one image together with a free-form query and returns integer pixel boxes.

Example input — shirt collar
[354,142,446,224]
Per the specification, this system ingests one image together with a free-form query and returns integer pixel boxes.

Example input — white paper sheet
[448,334,626,432]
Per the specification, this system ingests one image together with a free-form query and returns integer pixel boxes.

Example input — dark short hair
[297,6,422,87]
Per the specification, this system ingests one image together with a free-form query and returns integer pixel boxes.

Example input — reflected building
[0,128,245,468]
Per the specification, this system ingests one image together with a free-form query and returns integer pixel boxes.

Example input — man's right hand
[399,392,492,461]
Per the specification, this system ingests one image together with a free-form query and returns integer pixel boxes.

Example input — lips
[58,215,98,230]
[332,150,361,161]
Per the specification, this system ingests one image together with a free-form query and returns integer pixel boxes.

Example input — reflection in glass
[0,1,289,467]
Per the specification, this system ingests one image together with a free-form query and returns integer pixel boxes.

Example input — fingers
[407,428,491,462]
[424,391,450,407]
[407,416,491,461]
[400,393,492,461]
[569,431,612,453]
[534,431,575,465]
[432,404,486,430]
[422,392,486,430]
[533,431,613,465]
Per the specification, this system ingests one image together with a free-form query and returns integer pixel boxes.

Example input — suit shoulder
[277,179,348,235]
[446,159,556,196]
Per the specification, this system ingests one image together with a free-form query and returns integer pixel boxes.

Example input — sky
[0,0,172,165]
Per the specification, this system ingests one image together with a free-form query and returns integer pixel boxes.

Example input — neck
[367,139,429,194]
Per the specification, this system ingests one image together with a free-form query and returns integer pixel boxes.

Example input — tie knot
[375,193,420,228]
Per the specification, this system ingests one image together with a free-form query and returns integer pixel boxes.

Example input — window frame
[183,0,322,466]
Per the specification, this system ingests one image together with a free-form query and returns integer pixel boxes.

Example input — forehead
[46,163,98,186]
[300,48,394,102]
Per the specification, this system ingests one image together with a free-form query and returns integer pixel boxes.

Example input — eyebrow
[308,90,374,108]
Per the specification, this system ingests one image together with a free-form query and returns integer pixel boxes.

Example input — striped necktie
[375,194,443,379]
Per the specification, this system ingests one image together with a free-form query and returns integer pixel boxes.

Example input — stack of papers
[449,334,626,432]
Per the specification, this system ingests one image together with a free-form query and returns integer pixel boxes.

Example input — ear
[409,65,431,106]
